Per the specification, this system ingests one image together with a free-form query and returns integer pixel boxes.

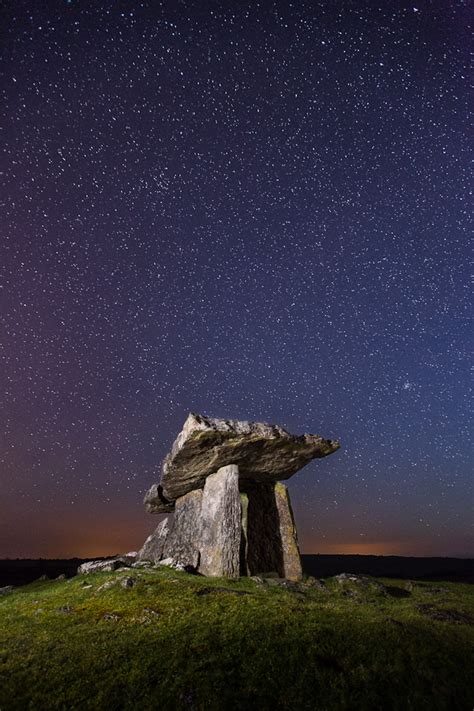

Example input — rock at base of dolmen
[161,489,202,569]
[198,464,241,578]
[274,482,302,581]
[77,559,125,575]
[138,518,170,564]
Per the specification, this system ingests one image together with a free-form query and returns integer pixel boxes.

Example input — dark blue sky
[1,0,471,558]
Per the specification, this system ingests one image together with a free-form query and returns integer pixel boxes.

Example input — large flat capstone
[145,412,340,509]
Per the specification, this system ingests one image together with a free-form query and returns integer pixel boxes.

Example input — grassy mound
[1,568,473,710]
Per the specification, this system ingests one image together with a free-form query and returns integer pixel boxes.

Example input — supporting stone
[246,482,284,577]
[274,483,302,581]
[161,489,203,569]
[245,482,302,580]
[137,518,170,564]
[198,464,241,578]
[239,493,250,576]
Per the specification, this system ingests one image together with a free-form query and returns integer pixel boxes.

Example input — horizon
[2,553,473,562]
[1,506,472,561]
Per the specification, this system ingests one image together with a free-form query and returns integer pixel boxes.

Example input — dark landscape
[1,554,473,588]
[1,564,473,710]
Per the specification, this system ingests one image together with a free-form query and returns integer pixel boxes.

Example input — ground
[0,568,473,710]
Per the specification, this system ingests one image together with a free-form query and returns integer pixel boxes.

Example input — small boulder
[195,587,252,597]
[117,552,137,565]
[138,518,170,564]
[301,577,328,592]
[416,604,474,625]
[263,577,302,592]
[96,580,117,592]
[120,577,136,589]
[57,605,73,614]
[143,607,160,617]
[424,586,450,595]
[335,573,360,584]
[103,613,121,621]
[155,557,175,568]
[0,586,14,596]
[154,557,197,573]
[77,559,125,575]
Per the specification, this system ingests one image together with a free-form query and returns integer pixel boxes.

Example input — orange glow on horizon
[303,541,411,556]
[2,507,471,560]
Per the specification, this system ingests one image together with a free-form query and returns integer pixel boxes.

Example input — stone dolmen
[138,413,339,580]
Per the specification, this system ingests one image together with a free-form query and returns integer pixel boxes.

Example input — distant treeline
[301,555,474,583]
[0,554,472,587]
[0,558,109,587]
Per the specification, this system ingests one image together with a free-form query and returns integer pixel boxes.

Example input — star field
[1,1,471,558]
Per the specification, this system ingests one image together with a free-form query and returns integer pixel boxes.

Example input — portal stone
[161,489,202,569]
[244,482,302,580]
[239,492,250,576]
[246,482,284,577]
[274,482,302,581]
[198,465,241,578]
[138,517,170,564]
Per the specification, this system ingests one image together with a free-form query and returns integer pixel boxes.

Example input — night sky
[1,1,471,559]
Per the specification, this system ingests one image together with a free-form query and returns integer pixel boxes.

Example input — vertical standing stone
[245,482,302,580]
[198,464,241,578]
[274,482,302,581]
[246,482,284,576]
[239,492,250,576]
[138,517,170,563]
[161,489,203,569]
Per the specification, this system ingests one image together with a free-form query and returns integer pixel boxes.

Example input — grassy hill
[1,567,473,710]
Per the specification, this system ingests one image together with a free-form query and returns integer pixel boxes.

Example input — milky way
[1,1,471,558]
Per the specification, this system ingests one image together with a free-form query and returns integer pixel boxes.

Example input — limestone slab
[244,482,302,580]
[145,412,340,505]
[198,465,241,578]
[161,489,202,569]
[274,483,302,581]
[137,518,170,564]
[246,482,284,577]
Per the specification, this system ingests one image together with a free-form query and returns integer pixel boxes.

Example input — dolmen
[139,413,340,580]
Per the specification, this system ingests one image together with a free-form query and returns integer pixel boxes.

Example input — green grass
[1,569,473,710]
